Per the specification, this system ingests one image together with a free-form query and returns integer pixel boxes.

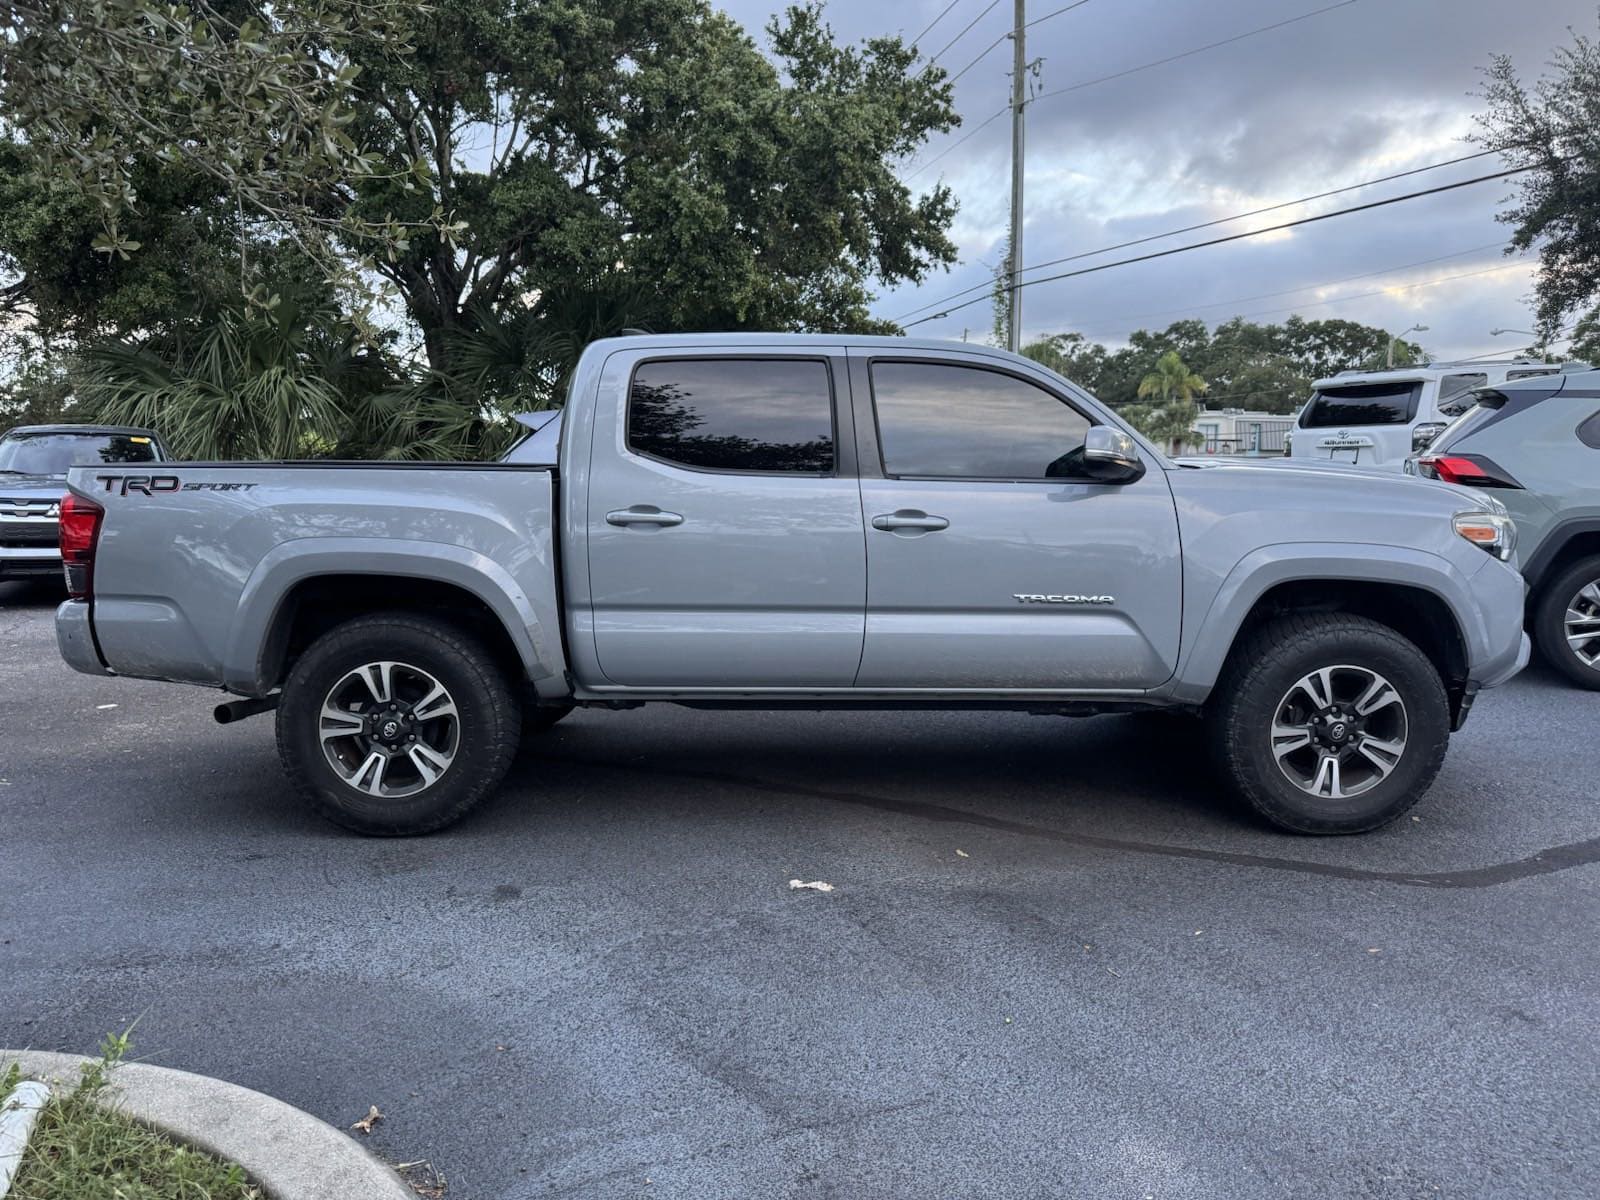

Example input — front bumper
[56,599,111,677]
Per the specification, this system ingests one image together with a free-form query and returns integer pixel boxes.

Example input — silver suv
[1409,368,1600,689]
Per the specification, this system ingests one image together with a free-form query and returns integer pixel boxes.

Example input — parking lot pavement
[2,579,1598,1200]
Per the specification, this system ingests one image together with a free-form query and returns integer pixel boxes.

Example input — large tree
[341,0,959,371]
[1474,15,1600,338]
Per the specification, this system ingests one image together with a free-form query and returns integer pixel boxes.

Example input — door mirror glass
[1081,426,1145,483]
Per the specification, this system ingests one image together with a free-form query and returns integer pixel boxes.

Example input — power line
[921,0,1003,71]
[1032,0,1360,104]
[900,164,1542,326]
[905,106,1008,179]
[1222,260,1531,323]
[945,0,1093,84]
[1066,242,1508,334]
[898,150,1503,319]
[904,0,1358,181]
[912,0,967,50]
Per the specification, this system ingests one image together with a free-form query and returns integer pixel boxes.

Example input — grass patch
[3,1033,262,1200]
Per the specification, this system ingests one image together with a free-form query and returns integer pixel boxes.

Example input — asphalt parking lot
[2,577,1597,1199]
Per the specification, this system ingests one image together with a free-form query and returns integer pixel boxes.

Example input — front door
[585,352,865,687]
[851,353,1182,691]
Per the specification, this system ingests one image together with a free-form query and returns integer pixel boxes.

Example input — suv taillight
[59,493,104,599]
[1416,454,1522,489]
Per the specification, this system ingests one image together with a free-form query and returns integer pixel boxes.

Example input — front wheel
[276,613,521,835]
[1207,613,1450,834]
[1533,555,1600,690]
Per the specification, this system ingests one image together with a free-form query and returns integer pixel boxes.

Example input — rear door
[849,351,1182,691]
[584,350,866,687]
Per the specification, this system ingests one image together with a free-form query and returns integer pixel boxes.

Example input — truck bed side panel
[70,464,565,696]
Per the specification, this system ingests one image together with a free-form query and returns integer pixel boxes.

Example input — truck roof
[590,332,1033,363]
[2,423,163,438]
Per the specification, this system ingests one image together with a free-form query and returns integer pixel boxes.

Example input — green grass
[3,1034,263,1200]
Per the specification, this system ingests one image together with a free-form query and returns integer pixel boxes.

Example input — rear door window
[627,358,835,474]
[1300,381,1423,428]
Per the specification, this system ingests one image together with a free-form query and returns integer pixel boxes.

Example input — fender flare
[1522,517,1600,592]
[222,537,564,697]
[1167,542,1482,704]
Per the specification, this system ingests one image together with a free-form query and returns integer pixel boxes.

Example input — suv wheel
[1534,555,1600,691]
[276,613,521,835]
[1207,613,1450,834]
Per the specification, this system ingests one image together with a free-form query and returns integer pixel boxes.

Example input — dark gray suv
[1409,369,1600,689]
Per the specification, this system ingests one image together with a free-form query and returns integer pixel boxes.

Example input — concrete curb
[0,1051,413,1200]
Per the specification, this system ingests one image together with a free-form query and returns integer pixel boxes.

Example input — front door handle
[871,510,949,533]
[606,506,684,527]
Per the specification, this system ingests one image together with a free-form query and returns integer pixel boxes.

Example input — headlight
[1453,511,1516,561]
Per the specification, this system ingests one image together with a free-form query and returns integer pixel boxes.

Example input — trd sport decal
[95,475,258,495]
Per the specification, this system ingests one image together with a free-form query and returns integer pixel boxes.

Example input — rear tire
[1533,555,1600,691]
[276,613,521,835]
[1206,613,1450,835]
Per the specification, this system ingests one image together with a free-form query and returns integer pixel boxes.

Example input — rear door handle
[871,510,949,533]
[606,506,684,527]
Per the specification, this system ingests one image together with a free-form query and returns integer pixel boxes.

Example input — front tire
[1207,613,1450,834]
[1533,555,1600,690]
[276,613,521,835]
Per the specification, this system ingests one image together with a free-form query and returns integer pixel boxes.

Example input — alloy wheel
[1270,664,1409,800]
[1564,579,1600,671]
[318,660,460,798]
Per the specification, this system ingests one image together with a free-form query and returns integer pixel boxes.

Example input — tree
[1133,350,1206,452]
[1,0,428,285]
[1474,16,1600,338]
[342,0,959,372]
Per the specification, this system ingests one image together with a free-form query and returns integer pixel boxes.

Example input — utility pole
[1006,0,1026,352]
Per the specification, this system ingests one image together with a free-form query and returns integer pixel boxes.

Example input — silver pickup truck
[55,334,1529,836]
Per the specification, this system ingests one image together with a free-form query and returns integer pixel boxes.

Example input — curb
[0,1051,413,1200]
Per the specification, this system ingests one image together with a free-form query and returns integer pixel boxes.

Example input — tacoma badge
[1013,593,1116,604]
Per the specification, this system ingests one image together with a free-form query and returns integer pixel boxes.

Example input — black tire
[524,704,575,735]
[276,613,521,835]
[1206,613,1450,835]
[1532,555,1600,691]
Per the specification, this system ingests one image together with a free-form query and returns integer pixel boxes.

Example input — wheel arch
[1175,545,1479,721]
[223,539,567,699]
[1523,521,1600,600]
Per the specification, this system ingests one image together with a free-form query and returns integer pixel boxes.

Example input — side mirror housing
[1081,426,1146,483]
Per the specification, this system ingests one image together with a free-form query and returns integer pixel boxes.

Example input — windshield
[0,431,159,476]
[1300,381,1423,428]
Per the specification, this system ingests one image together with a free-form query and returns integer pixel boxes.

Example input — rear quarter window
[1300,381,1423,428]
[1579,409,1600,450]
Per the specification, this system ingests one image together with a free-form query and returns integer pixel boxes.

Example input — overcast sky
[718,0,1594,362]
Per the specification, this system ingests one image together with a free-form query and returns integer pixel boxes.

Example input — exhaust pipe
[214,694,279,725]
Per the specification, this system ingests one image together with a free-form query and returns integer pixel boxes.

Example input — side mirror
[1081,426,1145,483]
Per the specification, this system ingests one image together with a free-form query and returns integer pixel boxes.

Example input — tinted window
[628,359,833,473]
[1300,381,1422,428]
[0,432,159,476]
[1579,409,1600,450]
[871,362,1092,478]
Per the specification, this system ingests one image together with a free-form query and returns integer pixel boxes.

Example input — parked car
[0,424,167,583]
[1286,359,1565,469]
[1406,368,1600,689]
[54,334,1527,837]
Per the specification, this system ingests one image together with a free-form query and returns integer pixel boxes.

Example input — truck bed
[65,461,566,697]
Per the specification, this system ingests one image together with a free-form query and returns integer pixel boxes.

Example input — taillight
[59,493,104,599]
[1416,454,1522,488]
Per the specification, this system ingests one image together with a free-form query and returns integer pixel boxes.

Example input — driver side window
[869,361,1092,479]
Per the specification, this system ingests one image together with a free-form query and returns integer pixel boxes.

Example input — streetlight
[1490,327,1547,362]
[1388,323,1428,369]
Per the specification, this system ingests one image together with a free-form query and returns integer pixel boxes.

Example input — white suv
[1286,359,1562,469]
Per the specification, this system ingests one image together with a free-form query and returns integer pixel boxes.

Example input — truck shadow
[0,579,64,608]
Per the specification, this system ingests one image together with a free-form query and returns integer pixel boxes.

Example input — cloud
[718,0,1592,358]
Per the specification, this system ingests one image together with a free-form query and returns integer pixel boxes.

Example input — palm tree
[1135,350,1208,453]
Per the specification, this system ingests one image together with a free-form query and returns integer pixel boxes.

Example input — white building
[1192,408,1295,456]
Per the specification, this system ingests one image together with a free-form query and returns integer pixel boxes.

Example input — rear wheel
[1207,613,1450,834]
[1533,555,1600,690]
[276,613,521,835]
